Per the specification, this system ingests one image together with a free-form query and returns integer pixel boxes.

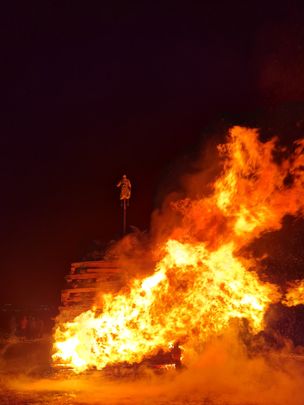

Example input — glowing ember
[53,126,304,373]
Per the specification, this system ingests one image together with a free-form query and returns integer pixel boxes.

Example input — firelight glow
[53,126,304,373]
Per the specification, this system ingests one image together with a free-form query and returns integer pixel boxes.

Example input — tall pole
[123,199,127,235]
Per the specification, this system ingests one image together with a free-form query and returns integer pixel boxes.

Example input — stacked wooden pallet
[57,260,125,323]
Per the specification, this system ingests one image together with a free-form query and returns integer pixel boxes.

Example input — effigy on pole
[116,174,131,235]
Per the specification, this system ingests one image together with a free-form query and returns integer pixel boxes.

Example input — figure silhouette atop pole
[116,174,131,235]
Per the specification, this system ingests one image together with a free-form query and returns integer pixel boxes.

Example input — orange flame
[53,126,304,373]
[283,280,304,307]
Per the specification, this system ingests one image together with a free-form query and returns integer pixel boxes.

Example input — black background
[2,1,304,306]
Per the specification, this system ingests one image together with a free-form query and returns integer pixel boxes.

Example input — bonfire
[52,126,304,373]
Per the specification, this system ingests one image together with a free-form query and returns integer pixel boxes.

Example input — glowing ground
[1,334,304,405]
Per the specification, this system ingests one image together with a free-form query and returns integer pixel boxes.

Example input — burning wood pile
[55,260,183,372]
[52,127,304,374]
[58,260,124,323]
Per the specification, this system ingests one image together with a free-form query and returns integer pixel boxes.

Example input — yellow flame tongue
[53,126,304,373]
[53,240,279,372]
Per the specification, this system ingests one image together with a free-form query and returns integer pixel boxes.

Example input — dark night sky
[2,1,304,306]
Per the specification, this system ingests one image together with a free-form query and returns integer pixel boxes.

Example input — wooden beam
[71,260,119,269]
[86,268,122,273]
[65,274,98,280]
[62,287,97,294]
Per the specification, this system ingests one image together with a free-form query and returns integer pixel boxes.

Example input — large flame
[53,126,304,372]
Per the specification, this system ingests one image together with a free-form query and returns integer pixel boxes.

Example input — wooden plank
[71,263,121,274]
[61,294,95,303]
[71,260,119,269]
[66,273,122,282]
[86,268,122,273]
[62,287,97,294]
[66,274,98,280]
[63,297,94,303]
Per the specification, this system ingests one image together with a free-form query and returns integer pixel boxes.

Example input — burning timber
[53,127,304,375]
[57,259,125,323]
[55,258,181,373]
